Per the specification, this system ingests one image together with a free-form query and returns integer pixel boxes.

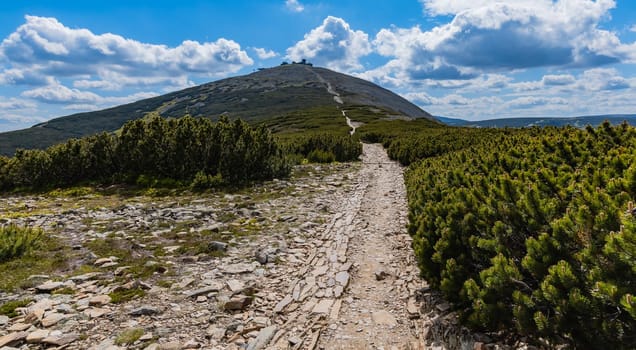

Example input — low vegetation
[370,121,635,349]
[0,115,291,191]
[0,225,43,263]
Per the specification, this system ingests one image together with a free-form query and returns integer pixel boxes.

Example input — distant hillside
[437,114,636,128]
[0,64,435,156]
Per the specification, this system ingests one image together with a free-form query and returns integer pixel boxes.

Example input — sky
[1,0,636,131]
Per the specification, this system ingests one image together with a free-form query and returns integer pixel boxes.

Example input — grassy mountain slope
[0,64,435,156]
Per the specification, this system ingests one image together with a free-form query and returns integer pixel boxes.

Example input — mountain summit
[0,64,434,156]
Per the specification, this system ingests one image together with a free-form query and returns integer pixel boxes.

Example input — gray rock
[42,332,79,346]
[129,306,162,316]
[246,326,277,350]
[185,283,224,298]
[273,295,293,313]
[335,271,350,287]
[208,241,228,252]
[35,281,64,293]
[0,315,9,326]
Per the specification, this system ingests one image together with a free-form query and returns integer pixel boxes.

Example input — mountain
[437,114,636,128]
[0,63,435,156]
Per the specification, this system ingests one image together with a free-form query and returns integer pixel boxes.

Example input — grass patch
[0,232,70,291]
[114,328,144,345]
[109,287,146,304]
[0,299,33,318]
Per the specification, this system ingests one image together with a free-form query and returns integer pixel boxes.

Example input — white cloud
[370,0,631,86]
[0,15,254,91]
[0,98,36,110]
[542,74,576,86]
[507,96,568,109]
[21,81,158,107]
[253,47,278,59]
[286,16,372,71]
[631,25,636,32]
[579,68,630,91]
[286,0,305,12]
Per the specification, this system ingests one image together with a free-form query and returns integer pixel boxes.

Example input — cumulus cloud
[0,15,253,91]
[631,25,636,32]
[286,16,372,71]
[285,0,304,12]
[253,47,278,59]
[370,0,631,85]
[21,81,158,106]
[542,74,576,86]
[579,68,630,91]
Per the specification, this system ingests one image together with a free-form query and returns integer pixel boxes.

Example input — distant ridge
[437,114,636,128]
[0,64,435,156]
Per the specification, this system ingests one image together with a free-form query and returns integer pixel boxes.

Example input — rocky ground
[1,144,505,350]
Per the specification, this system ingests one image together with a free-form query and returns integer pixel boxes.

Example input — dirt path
[318,143,421,349]
[268,143,424,349]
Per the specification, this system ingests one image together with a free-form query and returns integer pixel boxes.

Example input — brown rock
[89,294,112,306]
[41,313,66,327]
[26,329,50,343]
[0,331,29,347]
[224,295,252,311]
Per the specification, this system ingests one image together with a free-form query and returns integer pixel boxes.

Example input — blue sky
[1,0,635,131]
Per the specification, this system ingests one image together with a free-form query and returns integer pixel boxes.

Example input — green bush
[404,123,636,348]
[307,149,336,163]
[0,225,43,263]
[190,171,224,190]
[0,115,291,191]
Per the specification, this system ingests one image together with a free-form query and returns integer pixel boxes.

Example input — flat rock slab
[371,310,397,326]
[0,331,29,347]
[246,326,278,350]
[335,271,350,287]
[41,313,67,327]
[89,295,112,306]
[42,332,79,346]
[26,329,50,343]
[312,299,334,314]
[273,295,293,313]
[185,283,224,298]
[35,281,64,292]
[222,263,257,274]
[226,279,245,294]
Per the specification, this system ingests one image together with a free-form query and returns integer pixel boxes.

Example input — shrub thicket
[402,123,635,348]
[281,133,362,163]
[0,115,291,190]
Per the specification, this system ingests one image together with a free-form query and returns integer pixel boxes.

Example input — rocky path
[317,143,423,349]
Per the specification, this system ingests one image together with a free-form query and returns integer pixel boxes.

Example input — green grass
[109,287,146,304]
[0,299,33,318]
[114,328,144,345]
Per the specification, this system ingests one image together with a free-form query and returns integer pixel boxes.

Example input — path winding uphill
[267,143,425,349]
[317,143,423,349]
